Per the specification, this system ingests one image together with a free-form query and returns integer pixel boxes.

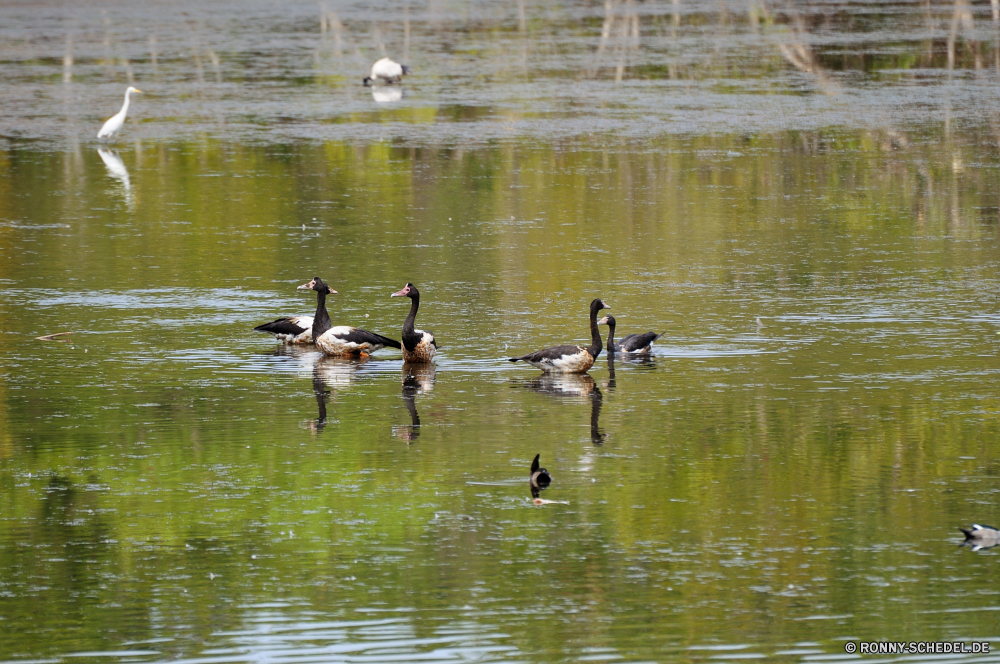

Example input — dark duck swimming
[598,315,661,354]
[509,298,609,373]
[300,277,401,357]
[530,454,551,500]
[391,282,437,363]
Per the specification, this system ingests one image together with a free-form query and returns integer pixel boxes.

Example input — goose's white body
[521,346,595,374]
[364,57,411,86]
[276,317,314,344]
[370,57,405,81]
[97,86,141,140]
[315,326,399,357]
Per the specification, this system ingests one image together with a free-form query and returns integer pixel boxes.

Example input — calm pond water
[3,1,1000,663]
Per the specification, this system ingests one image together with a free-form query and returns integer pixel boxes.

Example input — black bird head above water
[391,282,419,299]
[598,314,617,356]
[297,276,337,294]
[591,298,610,314]
[530,453,552,499]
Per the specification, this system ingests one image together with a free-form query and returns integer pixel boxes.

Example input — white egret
[362,57,411,86]
[97,86,142,140]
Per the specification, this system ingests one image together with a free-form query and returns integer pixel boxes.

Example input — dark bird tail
[508,357,522,363]
[254,318,308,336]
[371,333,402,349]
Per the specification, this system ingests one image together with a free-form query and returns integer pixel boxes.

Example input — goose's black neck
[605,319,617,351]
[400,289,423,352]
[587,299,604,359]
[403,290,420,334]
[312,289,332,338]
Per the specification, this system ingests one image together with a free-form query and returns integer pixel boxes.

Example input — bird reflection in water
[611,351,656,370]
[590,383,606,446]
[371,87,403,103]
[394,362,435,442]
[97,148,133,208]
[308,373,330,434]
[300,355,373,432]
[605,353,617,389]
[515,373,608,446]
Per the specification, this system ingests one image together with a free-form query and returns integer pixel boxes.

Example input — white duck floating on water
[363,57,411,86]
[97,86,142,140]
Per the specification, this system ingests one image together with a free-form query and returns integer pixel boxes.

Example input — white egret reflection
[96,148,133,208]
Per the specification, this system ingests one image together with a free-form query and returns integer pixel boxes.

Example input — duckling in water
[960,524,1000,550]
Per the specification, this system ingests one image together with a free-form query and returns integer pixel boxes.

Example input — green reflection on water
[1,129,1000,662]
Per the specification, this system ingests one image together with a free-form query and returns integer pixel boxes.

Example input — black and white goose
[253,280,339,344]
[391,282,437,363]
[598,315,661,354]
[300,277,402,356]
[363,57,411,86]
[508,298,609,373]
